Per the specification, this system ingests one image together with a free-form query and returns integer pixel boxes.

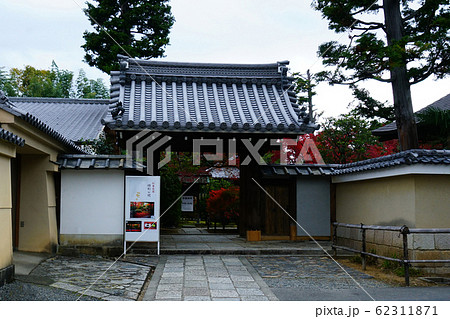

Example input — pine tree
[314,0,450,150]
[82,0,175,73]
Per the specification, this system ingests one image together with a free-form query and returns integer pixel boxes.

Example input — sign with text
[181,196,194,212]
[124,176,160,254]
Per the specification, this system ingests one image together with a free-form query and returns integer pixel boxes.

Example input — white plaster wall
[61,170,124,235]
[296,176,331,236]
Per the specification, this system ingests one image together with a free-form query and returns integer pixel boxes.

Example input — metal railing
[332,222,450,286]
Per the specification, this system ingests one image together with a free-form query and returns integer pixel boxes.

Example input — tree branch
[402,10,420,22]
[409,66,435,85]
[353,26,385,31]
[332,75,392,86]
[350,4,383,16]
[354,20,385,28]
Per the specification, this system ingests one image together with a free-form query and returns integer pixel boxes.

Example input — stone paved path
[159,234,330,254]
[143,255,277,301]
[29,255,156,301]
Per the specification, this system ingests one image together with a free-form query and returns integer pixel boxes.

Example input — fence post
[361,224,366,270]
[332,223,337,257]
[401,225,410,286]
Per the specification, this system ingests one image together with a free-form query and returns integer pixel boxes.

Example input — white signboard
[181,196,194,212]
[124,176,160,254]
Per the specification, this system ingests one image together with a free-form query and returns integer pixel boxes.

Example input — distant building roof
[102,55,318,134]
[207,166,240,179]
[373,93,450,138]
[9,97,109,141]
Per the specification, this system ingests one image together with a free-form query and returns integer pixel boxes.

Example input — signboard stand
[124,176,161,255]
[181,195,194,212]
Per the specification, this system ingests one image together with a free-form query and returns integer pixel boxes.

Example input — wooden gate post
[401,226,410,286]
[361,225,367,271]
[332,223,337,257]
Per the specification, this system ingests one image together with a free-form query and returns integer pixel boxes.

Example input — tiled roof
[373,93,450,136]
[261,150,450,177]
[261,164,336,177]
[0,128,25,147]
[0,93,83,153]
[58,154,144,170]
[333,149,450,175]
[102,55,318,134]
[9,97,109,141]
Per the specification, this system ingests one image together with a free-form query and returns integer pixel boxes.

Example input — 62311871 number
[375,306,437,316]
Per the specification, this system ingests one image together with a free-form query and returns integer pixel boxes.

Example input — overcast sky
[1,0,449,119]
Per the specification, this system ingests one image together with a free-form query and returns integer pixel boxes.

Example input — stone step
[125,248,336,256]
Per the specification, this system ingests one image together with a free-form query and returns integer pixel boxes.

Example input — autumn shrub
[206,186,239,227]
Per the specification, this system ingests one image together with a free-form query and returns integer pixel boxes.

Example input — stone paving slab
[143,255,278,301]
[29,255,153,301]
[13,252,50,276]
[184,280,208,288]
[154,232,333,255]
[184,296,211,301]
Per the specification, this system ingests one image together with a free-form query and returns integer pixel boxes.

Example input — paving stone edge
[240,257,278,301]
[142,256,167,301]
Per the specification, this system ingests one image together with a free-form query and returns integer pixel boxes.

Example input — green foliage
[160,165,182,228]
[416,107,450,148]
[393,266,423,277]
[0,67,16,96]
[350,249,377,266]
[316,114,382,164]
[166,152,201,175]
[381,256,401,271]
[381,254,422,277]
[292,71,316,106]
[350,254,362,264]
[79,133,116,154]
[0,63,108,99]
[313,0,449,150]
[292,71,322,122]
[349,84,395,123]
[366,249,378,266]
[50,61,74,98]
[314,0,449,85]
[7,63,73,98]
[82,0,175,73]
[208,179,234,191]
[72,69,110,99]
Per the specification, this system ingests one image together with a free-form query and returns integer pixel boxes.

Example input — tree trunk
[383,0,419,150]
[307,69,314,120]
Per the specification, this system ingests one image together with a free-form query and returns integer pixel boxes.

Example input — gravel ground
[0,280,101,301]
[248,256,392,290]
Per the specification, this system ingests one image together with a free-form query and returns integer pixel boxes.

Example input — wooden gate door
[263,184,291,236]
